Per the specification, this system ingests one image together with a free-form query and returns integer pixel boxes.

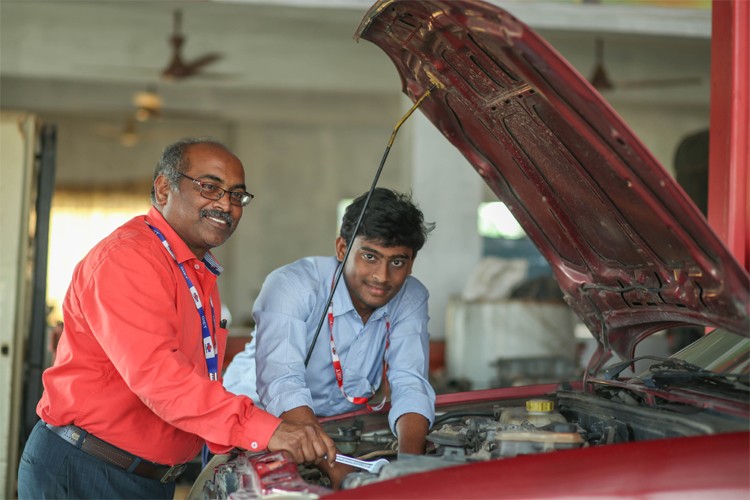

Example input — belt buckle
[160,463,187,483]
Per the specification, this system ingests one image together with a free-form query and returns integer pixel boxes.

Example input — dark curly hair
[339,188,435,255]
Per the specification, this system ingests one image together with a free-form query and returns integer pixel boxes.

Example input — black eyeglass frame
[177,172,254,207]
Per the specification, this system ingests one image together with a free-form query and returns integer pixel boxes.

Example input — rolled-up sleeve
[385,281,436,435]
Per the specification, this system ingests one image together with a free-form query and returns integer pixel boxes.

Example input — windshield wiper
[604,356,749,391]
[603,356,696,381]
[643,367,749,391]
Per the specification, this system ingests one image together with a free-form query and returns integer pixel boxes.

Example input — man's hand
[267,420,336,467]
[280,406,355,489]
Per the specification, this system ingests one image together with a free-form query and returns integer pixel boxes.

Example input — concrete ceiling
[0,0,711,121]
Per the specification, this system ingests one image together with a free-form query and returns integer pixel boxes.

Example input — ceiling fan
[160,10,223,81]
[587,37,703,92]
[97,84,225,147]
[94,116,143,147]
[128,85,218,123]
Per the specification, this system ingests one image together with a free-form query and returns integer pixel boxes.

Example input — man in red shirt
[17,138,336,499]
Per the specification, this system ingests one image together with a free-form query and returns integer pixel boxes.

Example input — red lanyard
[327,284,390,411]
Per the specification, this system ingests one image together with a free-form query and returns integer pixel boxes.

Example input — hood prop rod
[304,83,439,367]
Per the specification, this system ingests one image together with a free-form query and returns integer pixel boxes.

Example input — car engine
[191,385,747,499]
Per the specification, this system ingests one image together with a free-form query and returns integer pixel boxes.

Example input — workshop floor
[174,484,191,500]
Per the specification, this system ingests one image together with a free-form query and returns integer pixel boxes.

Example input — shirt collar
[144,206,223,276]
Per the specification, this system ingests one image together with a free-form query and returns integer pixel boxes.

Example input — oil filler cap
[526,399,554,413]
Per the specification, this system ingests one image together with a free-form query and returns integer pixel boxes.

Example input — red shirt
[38,207,280,465]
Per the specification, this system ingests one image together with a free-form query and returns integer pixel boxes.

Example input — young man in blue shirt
[223,187,436,488]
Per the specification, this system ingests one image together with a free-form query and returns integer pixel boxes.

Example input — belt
[44,423,187,483]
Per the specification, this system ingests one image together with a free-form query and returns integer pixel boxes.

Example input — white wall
[610,101,710,175]
[410,111,483,340]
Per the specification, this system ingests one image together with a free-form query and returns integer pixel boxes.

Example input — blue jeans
[18,420,176,499]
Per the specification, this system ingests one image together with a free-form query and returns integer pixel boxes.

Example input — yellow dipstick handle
[387,83,439,148]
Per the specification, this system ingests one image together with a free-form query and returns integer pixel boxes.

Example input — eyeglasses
[177,172,254,207]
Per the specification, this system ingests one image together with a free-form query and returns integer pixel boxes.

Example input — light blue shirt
[223,256,436,434]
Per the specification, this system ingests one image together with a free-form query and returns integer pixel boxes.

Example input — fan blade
[586,37,703,92]
[160,8,223,81]
[161,53,222,80]
[183,53,223,73]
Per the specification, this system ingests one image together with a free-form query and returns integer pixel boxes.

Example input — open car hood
[355,0,749,366]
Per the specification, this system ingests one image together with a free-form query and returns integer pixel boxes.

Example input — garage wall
[608,101,710,176]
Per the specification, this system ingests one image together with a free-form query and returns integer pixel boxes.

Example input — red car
[191,1,749,498]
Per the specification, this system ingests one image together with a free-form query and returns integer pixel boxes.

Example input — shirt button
[250,442,258,449]
[194,264,200,270]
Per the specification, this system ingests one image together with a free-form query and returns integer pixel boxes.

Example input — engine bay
[191,386,747,499]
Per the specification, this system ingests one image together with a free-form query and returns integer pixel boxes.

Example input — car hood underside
[355,0,750,365]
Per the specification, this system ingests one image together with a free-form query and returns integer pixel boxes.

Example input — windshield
[668,328,749,375]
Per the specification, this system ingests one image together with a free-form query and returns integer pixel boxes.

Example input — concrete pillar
[409,110,483,340]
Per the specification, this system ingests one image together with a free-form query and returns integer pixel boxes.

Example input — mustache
[200,208,234,228]
[364,280,391,292]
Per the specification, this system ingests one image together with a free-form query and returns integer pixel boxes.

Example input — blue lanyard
[147,223,219,381]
